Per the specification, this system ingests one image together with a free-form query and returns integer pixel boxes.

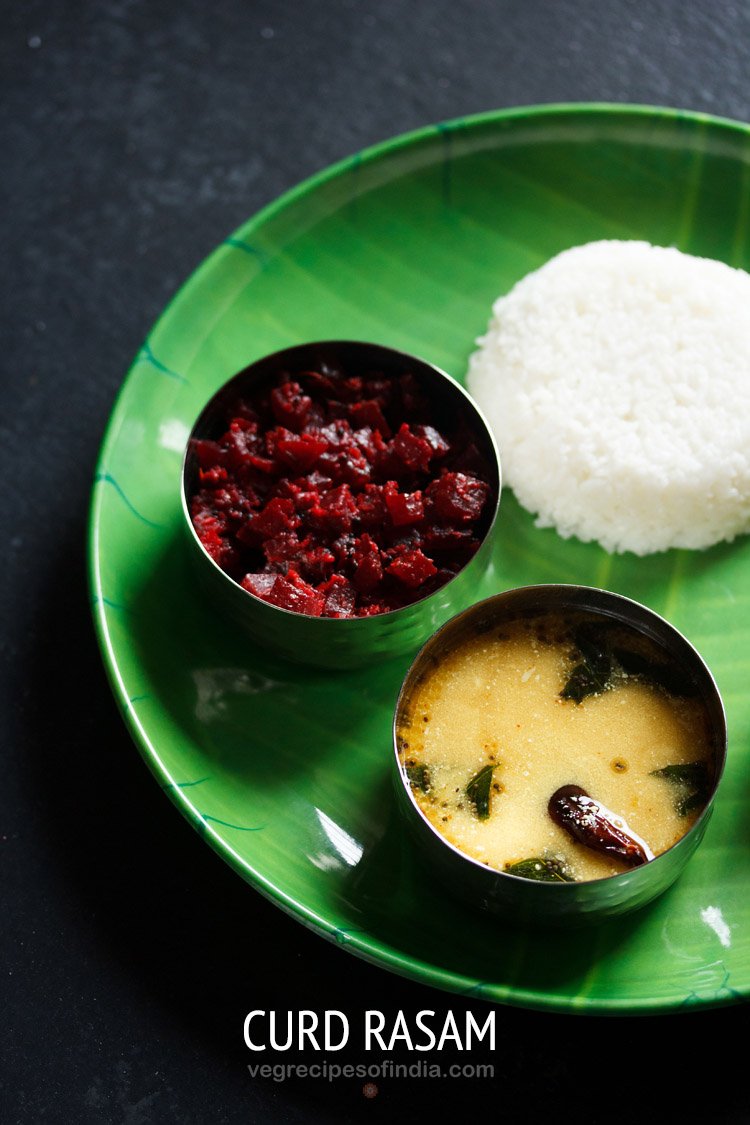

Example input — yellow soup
[397,613,714,882]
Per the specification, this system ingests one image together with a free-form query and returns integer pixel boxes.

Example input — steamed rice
[466,240,750,555]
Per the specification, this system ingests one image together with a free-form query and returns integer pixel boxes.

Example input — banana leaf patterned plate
[89,104,750,1014]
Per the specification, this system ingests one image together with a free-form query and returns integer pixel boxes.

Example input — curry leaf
[406,764,430,792]
[650,762,710,815]
[504,858,574,882]
[560,631,613,702]
[466,763,496,820]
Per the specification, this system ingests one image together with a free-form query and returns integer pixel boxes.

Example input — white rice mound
[466,240,750,555]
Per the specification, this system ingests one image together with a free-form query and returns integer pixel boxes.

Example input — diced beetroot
[241,496,299,542]
[270,380,312,431]
[192,509,239,571]
[210,485,258,519]
[320,575,357,618]
[271,429,329,473]
[271,478,319,514]
[352,425,388,464]
[198,464,229,487]
[189,362,494,619]
[413,424,450,460]
[315,445,371,489]
[356,483,388,529]
[257,570,325,616]
[297,545,336,584]
[328,534,354,571]
[371,442,410,481]
[423,524,475,552]
[352,533,383,593]
[315,419,355,451]
[387,548,438,588]
[349,399,391,437]
[241,572,276,598]
[339,445,372,488]
[356,601,389,617]
[391,423,434,472]
[305,468,334,492]
[262,531,308,566]
[245,452,276,474]
[191,492,227,528]
[384,480,424,527]
[308,484,358,536]
[222,421,260,470]
[383,527,422,556]
[426,471,489,522]
[192,438,225,470]
[192,509,224,552]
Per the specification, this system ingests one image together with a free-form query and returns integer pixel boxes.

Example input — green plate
[89,103,750,1014]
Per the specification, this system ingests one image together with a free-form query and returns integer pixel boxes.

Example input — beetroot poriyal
[189,359,494,618]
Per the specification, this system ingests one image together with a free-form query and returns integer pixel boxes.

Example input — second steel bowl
[393,584,727,927]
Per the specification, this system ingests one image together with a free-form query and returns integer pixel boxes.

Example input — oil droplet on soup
[398,612,714,882]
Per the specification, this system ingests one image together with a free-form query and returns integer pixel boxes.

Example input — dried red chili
[548,784,655,867]
[189,364,494,618]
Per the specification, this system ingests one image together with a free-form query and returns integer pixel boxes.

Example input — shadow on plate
[333,770,666,1003]
[126,528,413,784]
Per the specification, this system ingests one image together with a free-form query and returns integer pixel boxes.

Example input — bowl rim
[180,338,502,624]
[392,581,728,889]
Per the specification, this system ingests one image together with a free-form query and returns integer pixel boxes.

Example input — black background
[4,2,749,1122]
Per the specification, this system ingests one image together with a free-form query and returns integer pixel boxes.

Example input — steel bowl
[393,584,727,927]
[181,340,501,669]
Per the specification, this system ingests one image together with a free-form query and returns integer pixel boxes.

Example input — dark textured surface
[3,2,749,1122]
